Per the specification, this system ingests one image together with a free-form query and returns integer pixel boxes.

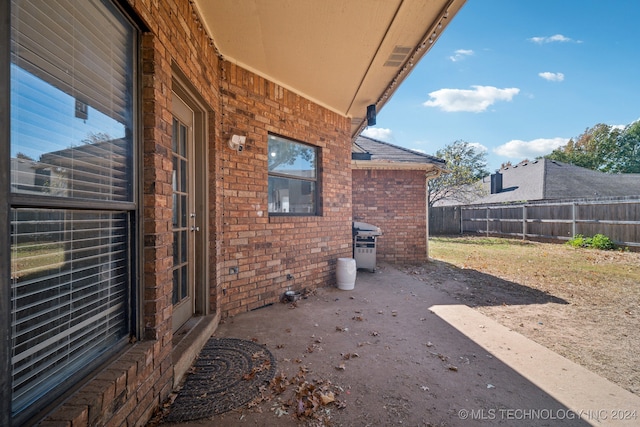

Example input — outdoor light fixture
[366,104,376,126]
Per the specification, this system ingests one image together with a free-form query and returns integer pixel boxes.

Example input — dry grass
[423,236,640,395]
[430,236,640,304]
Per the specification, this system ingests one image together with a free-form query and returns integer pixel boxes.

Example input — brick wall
[219,62,353,317]
[41,0,353,425]
[352,169,429,263]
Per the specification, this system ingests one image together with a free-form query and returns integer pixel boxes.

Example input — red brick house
[352,136,446,263]
[1,0,465,425]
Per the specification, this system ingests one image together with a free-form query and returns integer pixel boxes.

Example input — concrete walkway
[160,264,639,426]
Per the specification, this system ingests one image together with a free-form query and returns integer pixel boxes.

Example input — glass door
[171,93,196,332]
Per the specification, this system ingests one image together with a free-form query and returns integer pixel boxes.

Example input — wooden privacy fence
[430,197,640,248]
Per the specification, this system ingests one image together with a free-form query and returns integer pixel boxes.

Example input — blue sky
[363,0,640,173]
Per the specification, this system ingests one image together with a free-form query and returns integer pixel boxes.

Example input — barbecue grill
[352,221,382,272]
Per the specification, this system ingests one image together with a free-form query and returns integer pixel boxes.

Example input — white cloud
[361,127,393,141]
[539,72,565,82]
[528,34,578,44]
[469,142,488,152]
[493,137,569,158]
[449,49,474,62]
[423,85,520,113]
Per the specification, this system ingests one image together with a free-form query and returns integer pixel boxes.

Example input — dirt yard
[407,236,640,396]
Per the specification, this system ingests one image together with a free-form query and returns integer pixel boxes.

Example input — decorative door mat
[166,337,277,422]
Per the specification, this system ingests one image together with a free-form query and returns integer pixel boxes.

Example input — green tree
[544,122,640,173]
[613,121,640,173]
[428,140,489,206]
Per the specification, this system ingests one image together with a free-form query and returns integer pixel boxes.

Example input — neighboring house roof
[442,158,640,205]
[352,135,446,172]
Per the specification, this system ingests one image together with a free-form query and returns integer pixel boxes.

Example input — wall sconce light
[228,134,246,152]
[366,104,376,126]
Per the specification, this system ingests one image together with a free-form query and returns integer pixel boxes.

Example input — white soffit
[194,0,465,137]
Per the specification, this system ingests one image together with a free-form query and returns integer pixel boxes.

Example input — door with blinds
[171,93,197,332]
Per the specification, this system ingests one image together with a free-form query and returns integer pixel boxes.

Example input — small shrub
[590,233,616,250]
[567,233,615,250]
[567,234,589,248]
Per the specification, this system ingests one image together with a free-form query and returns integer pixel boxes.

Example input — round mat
[166,337,277,422]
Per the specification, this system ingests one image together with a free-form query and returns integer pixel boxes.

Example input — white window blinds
[11,0,131,124]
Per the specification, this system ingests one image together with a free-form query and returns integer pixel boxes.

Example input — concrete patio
[158,264,640,426]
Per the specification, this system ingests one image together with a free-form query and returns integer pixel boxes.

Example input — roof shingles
[353,136,445,166]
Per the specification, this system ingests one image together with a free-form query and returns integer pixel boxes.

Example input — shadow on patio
[400,259,570,307]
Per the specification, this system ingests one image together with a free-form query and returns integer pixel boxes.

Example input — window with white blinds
[10,0,133,202]
[10,209,129,414]
[9,0,136,421]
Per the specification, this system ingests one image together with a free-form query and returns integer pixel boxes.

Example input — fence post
[523,205,527,240]
[486,207,489,237]
[572,203,577,237]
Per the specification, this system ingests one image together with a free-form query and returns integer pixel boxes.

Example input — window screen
[9,0,136,420]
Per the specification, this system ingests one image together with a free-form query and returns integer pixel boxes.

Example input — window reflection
[267,135,318,215]
[10,65,131,202]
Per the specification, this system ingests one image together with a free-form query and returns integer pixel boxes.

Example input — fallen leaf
[319,392,335,405]
[273,406,288,417]
[448,365,458,372]
[370,331,379,336]
[342,352,359,360]
[335,363,346,371]
[487,384,495,389]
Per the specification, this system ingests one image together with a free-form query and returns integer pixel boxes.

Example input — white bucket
[336,258,357,290]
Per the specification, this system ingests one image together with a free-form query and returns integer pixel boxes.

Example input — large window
[9,0,136,421]
[268,135,318,215]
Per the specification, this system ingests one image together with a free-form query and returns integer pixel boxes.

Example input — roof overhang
[192,0,466,139]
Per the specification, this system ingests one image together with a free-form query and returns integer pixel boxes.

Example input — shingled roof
[471,159,640,204]
[352,135,445,169]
